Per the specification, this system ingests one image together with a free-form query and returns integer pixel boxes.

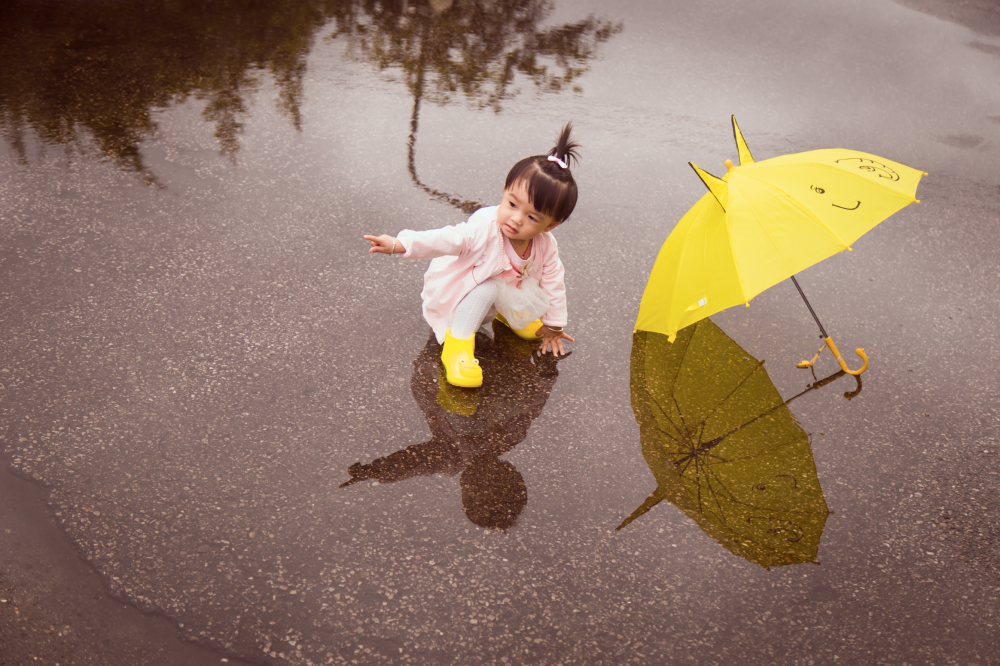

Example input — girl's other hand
[539,326,574,356]
[364,234,407,255]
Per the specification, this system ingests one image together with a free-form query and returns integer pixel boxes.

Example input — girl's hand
[364,234,407,255]
[539,325,574,356]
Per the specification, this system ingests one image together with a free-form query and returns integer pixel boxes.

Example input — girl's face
[497,180,561,243]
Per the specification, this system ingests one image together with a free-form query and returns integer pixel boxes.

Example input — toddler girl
[364,124,579,388]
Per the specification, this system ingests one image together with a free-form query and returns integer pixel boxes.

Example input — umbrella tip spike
[915,199,921,204]
[725,159,733,172]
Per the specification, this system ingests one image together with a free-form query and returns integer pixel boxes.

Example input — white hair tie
[547,154,568,169]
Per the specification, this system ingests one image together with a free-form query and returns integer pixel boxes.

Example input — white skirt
[488,275,549,330]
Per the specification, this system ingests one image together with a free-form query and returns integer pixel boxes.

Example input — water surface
[2,0,1000,663]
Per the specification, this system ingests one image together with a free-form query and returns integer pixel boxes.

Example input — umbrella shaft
[790,275,828,338]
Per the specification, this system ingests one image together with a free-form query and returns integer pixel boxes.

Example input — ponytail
[547,123,581,170]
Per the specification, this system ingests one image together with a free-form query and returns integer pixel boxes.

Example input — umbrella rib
[675,453,698,476]
[671,394,692,443]
[698,420,710,447]
[696,360,766,436]
[665,324,701,436]
[711,183,752,306]
[653,423,682,445]
[693,457,704,512]
[702,458,737,505]
[672,318,698,387]
[648,392,688,447]
[706,472,731,526]
[695,456,730,525]
[676,450,698,467]
[715,398,796,445]
[730,176,808,287]
[719,431,806,463]
[649,391,683,437]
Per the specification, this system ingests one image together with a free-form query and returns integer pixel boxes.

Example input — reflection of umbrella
[635,116,926,374]
[619,320,836,569]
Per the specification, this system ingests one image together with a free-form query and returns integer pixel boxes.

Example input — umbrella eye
[833,157,901,181]
[810,185,825,194]
[754,484,767,491]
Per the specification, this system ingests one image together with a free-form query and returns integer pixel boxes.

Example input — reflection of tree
[0,0,332,180]
[0,0,619,190]
[329,0,622,212]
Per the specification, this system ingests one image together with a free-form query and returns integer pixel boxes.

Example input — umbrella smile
[810,185,861,210]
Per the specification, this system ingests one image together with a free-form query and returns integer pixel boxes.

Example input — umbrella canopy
[620,319,832,569]
[636,116,925,342]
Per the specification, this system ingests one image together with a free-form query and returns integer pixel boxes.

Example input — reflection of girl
[340,323,564,530]
[364,124,580,388]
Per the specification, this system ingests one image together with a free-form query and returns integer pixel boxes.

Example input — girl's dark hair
[504,123,580,223]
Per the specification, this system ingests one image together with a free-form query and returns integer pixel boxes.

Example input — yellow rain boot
[441,329,483,387]
[495,313,544,341]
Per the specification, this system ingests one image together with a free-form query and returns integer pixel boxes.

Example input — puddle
[2,0,1000,663]
[0,468,250,665]
[340,324,566,531]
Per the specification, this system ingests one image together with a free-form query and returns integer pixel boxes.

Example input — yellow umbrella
[635,117,926,374]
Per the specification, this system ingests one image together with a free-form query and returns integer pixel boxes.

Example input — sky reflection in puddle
[0,0,620,202]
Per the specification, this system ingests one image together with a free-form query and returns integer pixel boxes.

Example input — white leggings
[450,281,498,339]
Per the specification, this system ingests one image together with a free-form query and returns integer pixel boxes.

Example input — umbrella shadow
[619,319,859,569]
[340,321,567,530]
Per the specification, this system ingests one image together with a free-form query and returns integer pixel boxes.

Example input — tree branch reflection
[0,0,619,192]
[0,0,332,180]
[330,0,622,212]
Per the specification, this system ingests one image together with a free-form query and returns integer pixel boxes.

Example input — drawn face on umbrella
[834,157,900,181]
[809,184,861,211]
[808,157,903,211]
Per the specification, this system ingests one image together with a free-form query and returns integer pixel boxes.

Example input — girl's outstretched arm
[539,326,574,356]
[364,234,407,255]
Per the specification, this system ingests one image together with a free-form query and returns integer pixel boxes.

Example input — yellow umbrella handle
[824,336,868,375]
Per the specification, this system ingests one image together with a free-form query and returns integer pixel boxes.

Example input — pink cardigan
[397,206,567,343]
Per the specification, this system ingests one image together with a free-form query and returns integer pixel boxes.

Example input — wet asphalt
[2,0,1000,664]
